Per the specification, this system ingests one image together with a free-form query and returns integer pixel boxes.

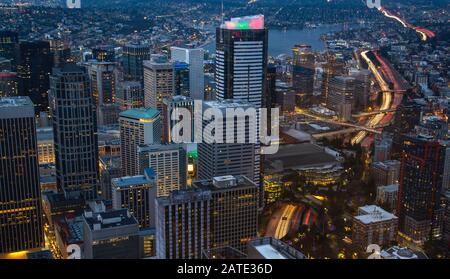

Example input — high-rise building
[156,175,258,259]
[197,100,258,184]
[138,143,187,197]
[0,96,44,253]
[351,69,371,110]
[155,188,211,259]
[112,168,157,229]
[119,108,161,176]
[83,202,140,259]
[292,44,315,107]
[373,133,393,162]
[215,16,267,190]
[170,46,204,100]
[215,15,267,108]
[398,134,446,246]
[264,64,277,109]
[48,38,72,68]
[172,61,190,97]
[326,76,355,121]
[322,53,345,104]
[143,55,174,110]
[17,41,53,113]
[122,42,151,82]
[0,31,19,70]
[86,61,119,125]
[195,175,258,253]
[161,95,194,143]
[117,81,144,110]
[247,237,307,259]
[0,72,18,97]
[352,205,398,251]
[49,64,99,200]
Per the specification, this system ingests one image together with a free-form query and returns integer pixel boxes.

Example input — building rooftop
[248,237,306,259]
[377,184,399,193]
[204,99,254,109]
[381,246,428,259]
[221,15,265,30]
[84,208,138,231]
[354,205,398,225]
[264,143,340,172]
[193,175,256,191]
[112,175,152,188]
[0,96,33,107]
[119,107,159,120]
[371,160,401,170]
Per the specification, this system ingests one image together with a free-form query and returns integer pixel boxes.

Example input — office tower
[373,134,393,162]
[0,31,19,70]
[170,46,205,100]
[215,15,267,108]
[83,202,140,259]
[292,44,315,107]
[112,168,157,229]
[197,100,258,184]
[17,41,53,113]
[370,160,401,187]
[322,53,345,104]
[326,76,355,121]
[351,69,371,110]
[92,45,115,62]
[443,147,450,193]
[86,61,119,125]
[117,81,144,110]
[352,205,398,251]
[196,175,258,253]
[156,175,258,258]
[49,64,99,200]
[173,61,190,97]
[143,55,174,110]
[48,38,72,67]
[398,134,446,246]
[0,96,44,253]
[119,108,161,176]
[264,64,277,109]
[138,143,187,197]
[247,237,306,259]
[122,42,150,82]
[155,188,211,259]
[0,72,18,97]
[161,95,194,143]
[275,81,296,112]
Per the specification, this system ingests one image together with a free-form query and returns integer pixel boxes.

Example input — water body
[204,24,345,56]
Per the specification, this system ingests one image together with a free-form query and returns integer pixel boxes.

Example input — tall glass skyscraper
[0,96,44,253]
[49,64,99,200]
[122,42,151,82]
[17,41,53,114]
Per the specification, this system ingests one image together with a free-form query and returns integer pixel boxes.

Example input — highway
[351,50,392,145]
[274,204,297,239]
[378,7,435,41]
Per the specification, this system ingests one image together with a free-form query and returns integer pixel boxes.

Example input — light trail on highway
[274,205,297,240]
[378,7,435,41]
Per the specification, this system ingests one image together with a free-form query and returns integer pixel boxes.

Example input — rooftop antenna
[221,0,224,24]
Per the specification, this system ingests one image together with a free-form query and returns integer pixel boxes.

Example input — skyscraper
[292,44,315,107]
[17,41,53,113]
[161,95,194,143]
[172,61,190,97]
[49,64,99,200]
[119,107,161,176]
[170,46,205,100]
[0,31,19,70]
[215,15,267,189]
[197,100,257,184]
[117,81,144,110]
[398,134,446,246]
[0,72,18,97]
[0,96,44,253]
[326,76,355,121]
[143,55,174,110]
[92,45,115,62]
[138,143,187,197]
[322,53,345,104]
[155,175,258,258]
[122,42,151,82]
[112,168,157,229]
[85,61,119,125]
[215,15,268,108]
